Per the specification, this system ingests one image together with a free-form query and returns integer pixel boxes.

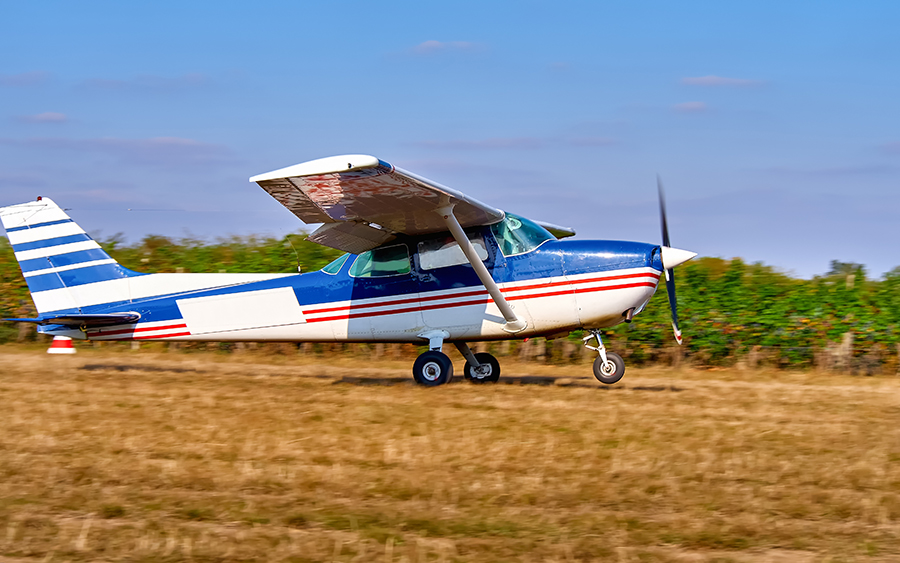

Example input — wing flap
[307,221,396,254]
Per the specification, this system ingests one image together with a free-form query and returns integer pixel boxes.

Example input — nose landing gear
[584,329,625,384]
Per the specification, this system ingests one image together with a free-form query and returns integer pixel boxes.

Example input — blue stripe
[58,264,131,287]
[25,272,67,292]
[26,264,132,293]
[18,256,54,273]
[5,219,74,233]
[19,248,111,273]
[12,233,92,252]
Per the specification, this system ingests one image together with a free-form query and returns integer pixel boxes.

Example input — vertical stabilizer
[0,198,140,315]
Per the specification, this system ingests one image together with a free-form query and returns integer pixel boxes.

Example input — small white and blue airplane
[1,155,696,385]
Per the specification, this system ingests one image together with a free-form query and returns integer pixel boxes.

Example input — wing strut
[437,205,526,333]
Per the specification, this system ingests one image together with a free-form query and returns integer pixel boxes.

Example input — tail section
[0,197,141,315]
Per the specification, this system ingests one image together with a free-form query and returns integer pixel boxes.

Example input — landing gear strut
[584,329,625,384]
[456,342,500,383]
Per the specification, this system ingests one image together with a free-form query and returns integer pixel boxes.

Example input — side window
[418,232,488,270]
[490,213,555,256]
[321,253,349,275]
[349,244,411,278]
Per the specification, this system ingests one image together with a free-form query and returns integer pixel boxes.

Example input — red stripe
[133,331,191,340]
[302,272,659,316]
[304,288,488,315]
[87,322,187,337]
[504,272,659,294]
[574,281,658,294]
[305,279,658,323]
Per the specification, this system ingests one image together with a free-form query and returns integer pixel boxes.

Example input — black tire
[412,351,454,386]
[464,352,501,383]
[592,352,625,384]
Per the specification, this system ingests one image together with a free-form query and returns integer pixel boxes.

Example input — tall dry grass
[1,348,899,562]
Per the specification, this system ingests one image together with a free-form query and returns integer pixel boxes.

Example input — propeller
[657,176,696,345]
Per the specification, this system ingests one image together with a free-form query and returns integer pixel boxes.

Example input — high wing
[251,155,505,253]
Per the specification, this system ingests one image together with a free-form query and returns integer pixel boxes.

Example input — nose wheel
[593,351,625,384]
[584,330,626,384]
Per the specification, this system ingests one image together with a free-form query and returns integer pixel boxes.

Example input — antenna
[284,233,302,273]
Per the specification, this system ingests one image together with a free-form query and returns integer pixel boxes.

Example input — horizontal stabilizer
[534,220,576,239]
[4,312,141,327]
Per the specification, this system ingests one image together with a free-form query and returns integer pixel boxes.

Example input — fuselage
[78,226,663,343]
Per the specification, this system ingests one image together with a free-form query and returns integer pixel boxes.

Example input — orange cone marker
[47,335,76,354]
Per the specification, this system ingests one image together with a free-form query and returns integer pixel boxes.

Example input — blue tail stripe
[26,264,133,293]
[59,264,132,287]
[18,256,54,273]
[19,248,111,273]
[25,272,67,292]
[5,219,75,233]
[12,233,92,253]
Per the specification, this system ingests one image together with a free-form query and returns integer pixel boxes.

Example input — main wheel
[463,352,501,384]
[412,351,454,386]
[592,352,625,384]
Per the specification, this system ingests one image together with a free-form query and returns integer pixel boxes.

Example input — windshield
[490,213,555,256]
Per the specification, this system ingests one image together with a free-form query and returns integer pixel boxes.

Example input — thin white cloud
[412,40,478,54]
[0,136,232,167]
[766,164,895,176]
[414,135,616,150]
[681,75,763,87]
[415,137,542,150]
[0,71,50,87]
[566,136,615,147]
[80,73,210,91]
[881,142,900,155]
[673,101,708,113]
[16,112,68,123]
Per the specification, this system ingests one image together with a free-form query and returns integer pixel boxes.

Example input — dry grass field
[2,346,900,562]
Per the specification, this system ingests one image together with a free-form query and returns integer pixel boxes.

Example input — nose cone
[660,246,697,269]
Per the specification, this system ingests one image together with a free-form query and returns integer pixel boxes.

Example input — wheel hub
[600,361,616,376]
[473,364,493,379]
[422,361,441,381]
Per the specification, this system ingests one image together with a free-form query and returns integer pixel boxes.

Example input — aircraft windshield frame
[490,213,555,257]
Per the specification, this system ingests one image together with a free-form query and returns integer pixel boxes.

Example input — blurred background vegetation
[1,235,898,370]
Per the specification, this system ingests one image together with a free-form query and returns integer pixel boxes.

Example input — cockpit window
[490,213,555,256]
[418,232,488,270]
[349,244,411,278]
[321,253,349,275]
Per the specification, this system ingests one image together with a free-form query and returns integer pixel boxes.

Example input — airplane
[0,155,696,386]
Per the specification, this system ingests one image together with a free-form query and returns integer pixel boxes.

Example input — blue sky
[2,0,898,278]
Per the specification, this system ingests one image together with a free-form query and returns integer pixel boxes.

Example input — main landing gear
[412,330,624,387]
[584,329,625,384]
[412,333,501,386]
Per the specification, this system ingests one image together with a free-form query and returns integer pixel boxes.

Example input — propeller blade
[658,175,671,248]
[658,176,683,345]
[665,269,683,345]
